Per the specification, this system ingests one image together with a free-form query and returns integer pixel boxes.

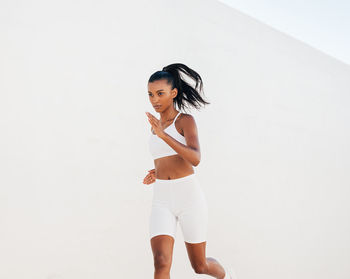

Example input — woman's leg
[149,201,177,278]
[150,235,175,279]
[185,241,226,279]
[175,175,226,278]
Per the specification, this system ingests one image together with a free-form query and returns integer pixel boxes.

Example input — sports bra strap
[173,112,181,123]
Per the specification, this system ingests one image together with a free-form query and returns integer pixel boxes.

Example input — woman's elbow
[193,155,201,166]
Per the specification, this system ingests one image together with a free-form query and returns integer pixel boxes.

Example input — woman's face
[148,79,177,112]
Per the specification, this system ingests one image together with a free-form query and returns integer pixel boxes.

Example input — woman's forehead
[148,80,171,90]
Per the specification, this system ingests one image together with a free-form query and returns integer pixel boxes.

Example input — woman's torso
[149,112,194,180]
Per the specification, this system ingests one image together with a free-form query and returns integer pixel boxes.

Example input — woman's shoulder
[177,113,198,136]
[178,112,194,119]
[177,113,196,126]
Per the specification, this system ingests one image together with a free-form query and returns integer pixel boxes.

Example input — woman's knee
[153,253,172,270]
[192,262,208,274]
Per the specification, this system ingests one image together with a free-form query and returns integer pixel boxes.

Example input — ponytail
[148,63,210,112]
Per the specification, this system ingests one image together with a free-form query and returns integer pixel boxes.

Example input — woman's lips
[154,105,161,109]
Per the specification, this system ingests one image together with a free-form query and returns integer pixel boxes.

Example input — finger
[146,113,153,121]
[148,120,154,129]
[148,113,159,123]
[151,118,159,128]
[152,116,159,125]
[148,118,155,127]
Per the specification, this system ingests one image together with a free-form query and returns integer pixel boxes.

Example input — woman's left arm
[159,115,201,166]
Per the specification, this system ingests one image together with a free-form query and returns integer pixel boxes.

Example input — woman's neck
[160,108,178,123]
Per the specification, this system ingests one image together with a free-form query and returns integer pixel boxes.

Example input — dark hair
[148,63,210,112]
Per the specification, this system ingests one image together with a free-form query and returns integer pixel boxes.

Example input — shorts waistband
[155,173,196,184]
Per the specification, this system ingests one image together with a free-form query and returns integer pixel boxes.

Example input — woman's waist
[154,159,194,178]
[155,172,196,184]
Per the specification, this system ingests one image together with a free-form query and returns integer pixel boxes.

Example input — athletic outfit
[148,111,208,243]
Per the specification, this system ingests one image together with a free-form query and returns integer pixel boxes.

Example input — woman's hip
[152,173,207,208]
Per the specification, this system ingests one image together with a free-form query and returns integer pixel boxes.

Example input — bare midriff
[154,154,194,180]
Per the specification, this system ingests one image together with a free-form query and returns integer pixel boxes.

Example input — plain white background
[1,0,350,278]
[218,0,350,65]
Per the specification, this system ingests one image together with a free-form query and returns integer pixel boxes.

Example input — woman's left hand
[146,112,165,138]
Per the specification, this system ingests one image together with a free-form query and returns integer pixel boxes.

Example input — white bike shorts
[149,173,208,244]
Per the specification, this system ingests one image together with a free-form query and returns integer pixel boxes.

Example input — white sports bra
[148,111,187,160]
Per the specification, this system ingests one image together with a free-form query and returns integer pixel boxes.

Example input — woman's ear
[172,88,178,99]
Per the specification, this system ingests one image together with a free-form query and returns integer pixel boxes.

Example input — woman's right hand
[143,169,156,185]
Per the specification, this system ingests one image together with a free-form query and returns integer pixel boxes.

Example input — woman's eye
[148,92,163,96]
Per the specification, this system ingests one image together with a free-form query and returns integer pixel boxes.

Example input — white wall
[1,0,349,278]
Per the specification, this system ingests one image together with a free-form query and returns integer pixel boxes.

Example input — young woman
[143,63,234,279]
